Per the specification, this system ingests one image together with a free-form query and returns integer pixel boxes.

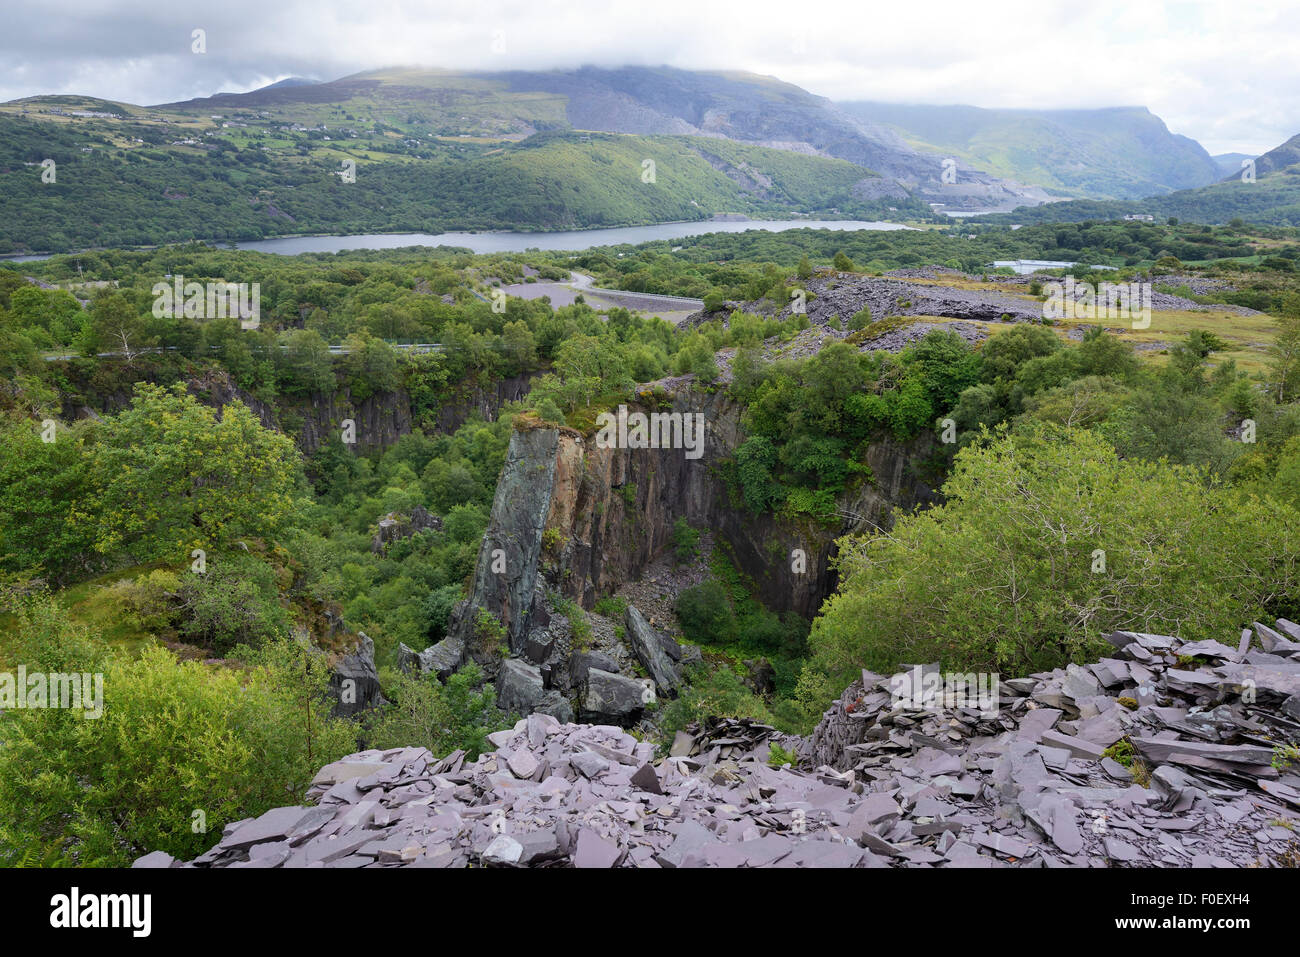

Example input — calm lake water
[3,220,916,264]
[226,220,915,256]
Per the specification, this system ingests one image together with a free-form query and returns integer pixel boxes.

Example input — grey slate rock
[580,668,647,723]
[329,633,386,717]
[496,658,547,716]
[625,605,680,695]
[146,618,1300,871]
[569,651,620,685]
[630,762,663,794]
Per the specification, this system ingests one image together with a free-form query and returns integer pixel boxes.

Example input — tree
[340,334,399,401]
[0,416,98,578]
[500,320,538,370]
[87,290,151,361]
[86,384,303,562]
[796,423,1300,713]
[278,328,336,395]
[1267,293,1300,402]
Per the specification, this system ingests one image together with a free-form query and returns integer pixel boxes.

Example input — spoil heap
[136,623,1300,868]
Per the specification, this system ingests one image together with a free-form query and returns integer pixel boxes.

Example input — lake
[2,219,916,264]
[225,219,915,256]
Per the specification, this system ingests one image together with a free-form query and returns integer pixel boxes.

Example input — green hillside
[985,135,1300,227]
[838,102,1220,200]
[0,109,911,254]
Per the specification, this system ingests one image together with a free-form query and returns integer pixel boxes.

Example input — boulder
[580,668,648,724]
[525,613,568,664]
[396,635,464,681]
[370,506,443,554]
[424,636,465,681]
[537,691,574,724]
[569,651,620,686]
[329,633,386,717]
[497,658,546,715]
[625,605,680,695]
[743,657,776,696]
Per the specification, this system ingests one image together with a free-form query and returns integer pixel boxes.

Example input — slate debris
[802,620,1300,867]
[139,624,1300,868]
[394,601,670,729]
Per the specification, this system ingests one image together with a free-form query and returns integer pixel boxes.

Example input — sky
[2,0,1294,155]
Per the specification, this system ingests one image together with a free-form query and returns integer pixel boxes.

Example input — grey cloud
[0,0,1295,154]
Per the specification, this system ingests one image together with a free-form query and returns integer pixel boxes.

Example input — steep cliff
[456,381,938,642]
[62,365,537,455]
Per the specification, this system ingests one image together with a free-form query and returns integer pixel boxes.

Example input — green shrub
[593,594,628,619]
[848,305,872,331]
[421,584,463,641]
[471,608,507,659]
[768,742,799,768]
[656,663,777,745]
[174,552,289,655]
[670,517,701,563]
[0,598,356,866]
[365,661,509,761]
[796,423,1300,715]
[675,580,735,645]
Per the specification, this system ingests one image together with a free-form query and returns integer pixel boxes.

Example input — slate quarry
[137,622,1300,869]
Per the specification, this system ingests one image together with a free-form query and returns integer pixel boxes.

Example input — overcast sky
[3,0,1294,155]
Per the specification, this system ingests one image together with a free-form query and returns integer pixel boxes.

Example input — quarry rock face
[446,427,561,659]
[144,622,1299,869]
[468,387,934,625]
[433,384,936,728]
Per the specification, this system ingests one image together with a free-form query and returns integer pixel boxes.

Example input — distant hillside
[836,101,1220,200]
[156,66,1052,211]
[983,131,1300,227]
[256,77,320,92]
[1214,152,1255,176]
[0,112,927,253]
[0,65,1074,252]
[1245,133,1300,179]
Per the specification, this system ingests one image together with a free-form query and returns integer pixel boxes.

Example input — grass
[851,271,1279,375]
[0,565,160,668]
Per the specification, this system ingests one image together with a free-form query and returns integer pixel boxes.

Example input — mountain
[255,77,320,92]
[1244,133,1300,179]
[836,101,1221,200]
[984,131,1300,227]
[156,65,1053,211]
[1213,151,1255,176]
[0,65,1071,252]
[0,110,925,254]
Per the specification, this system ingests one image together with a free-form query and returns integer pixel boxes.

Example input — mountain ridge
[836,100,1221,200]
